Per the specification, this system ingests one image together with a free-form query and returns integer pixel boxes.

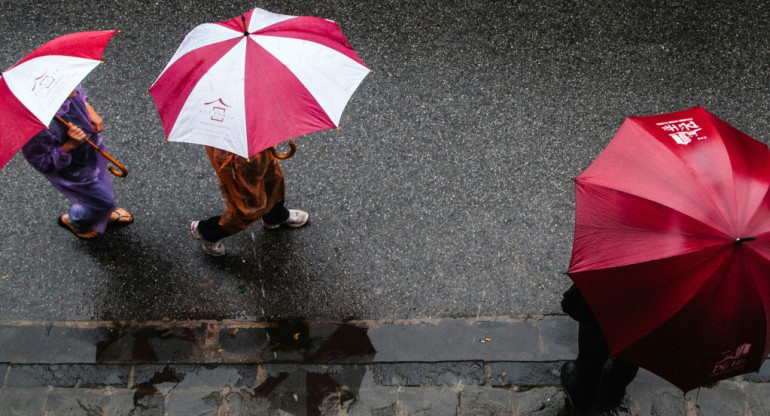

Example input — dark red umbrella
[568,106,770,392]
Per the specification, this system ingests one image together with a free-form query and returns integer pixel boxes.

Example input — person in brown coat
[190,146,308,256]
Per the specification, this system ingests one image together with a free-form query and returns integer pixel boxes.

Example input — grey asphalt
[0,1,770,414]
[1,0,765,322]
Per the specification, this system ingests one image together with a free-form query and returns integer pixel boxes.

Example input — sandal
[57,214,98,239]
[109,208,133,226]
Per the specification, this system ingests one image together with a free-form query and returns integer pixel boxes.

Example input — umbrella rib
[576,180,731,240]
[572,226,729,272]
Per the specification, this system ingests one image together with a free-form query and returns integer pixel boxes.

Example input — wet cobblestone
[1,317,769,415]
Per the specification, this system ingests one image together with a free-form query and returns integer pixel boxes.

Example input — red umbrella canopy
[0,30,117,170]
[148,7,370,159]
[568,106,770,392]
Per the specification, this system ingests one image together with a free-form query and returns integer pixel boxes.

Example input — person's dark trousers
[197,200,289,242]
[561,284,638,412]
[597,357,639,411]
[260,199,290,226]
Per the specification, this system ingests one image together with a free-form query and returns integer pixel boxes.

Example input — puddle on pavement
[95,319,376,364]
[97,319,376,415]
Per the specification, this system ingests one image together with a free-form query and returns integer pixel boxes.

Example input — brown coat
[206,146,286,234]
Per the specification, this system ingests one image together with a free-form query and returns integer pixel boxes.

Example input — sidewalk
[1,316,768,415]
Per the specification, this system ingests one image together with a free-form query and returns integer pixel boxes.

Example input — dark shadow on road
[80,221,358,322]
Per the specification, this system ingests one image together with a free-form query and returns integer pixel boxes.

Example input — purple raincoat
[22,85,114,233]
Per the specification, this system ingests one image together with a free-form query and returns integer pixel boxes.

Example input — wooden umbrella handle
[54,115,128,177]
[270,141,297,160]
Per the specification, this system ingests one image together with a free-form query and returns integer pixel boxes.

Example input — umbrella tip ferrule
[736,237,757,244]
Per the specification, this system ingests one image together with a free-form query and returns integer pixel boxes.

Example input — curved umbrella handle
[54,115,128,177]
[95,144,128,177]
[270,141,297,160]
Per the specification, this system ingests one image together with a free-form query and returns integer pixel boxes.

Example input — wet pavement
[1,317,770,415]
[1,0,767,322]
[1,0,770,414]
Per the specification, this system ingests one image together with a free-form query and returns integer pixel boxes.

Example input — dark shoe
[561,361,594,413]
[594,357,638,412]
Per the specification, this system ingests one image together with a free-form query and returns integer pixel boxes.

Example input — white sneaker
[190,220,226,256]
[262,209,309,229]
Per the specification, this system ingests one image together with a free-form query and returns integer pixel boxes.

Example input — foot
[561,361,594,413]
[262,209,309,229]
[58,214,98,239]
[109,208,133,225]
[594,357,636,412]
[190,220,226,256]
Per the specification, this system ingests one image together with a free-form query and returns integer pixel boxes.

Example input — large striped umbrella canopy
[149,7,370,158]
[0,30,118,170]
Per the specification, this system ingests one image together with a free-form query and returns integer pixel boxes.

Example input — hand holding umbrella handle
[270,141,297,160]
[54,115,128,177]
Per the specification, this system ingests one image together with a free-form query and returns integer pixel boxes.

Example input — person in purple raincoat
[21,84,132,239]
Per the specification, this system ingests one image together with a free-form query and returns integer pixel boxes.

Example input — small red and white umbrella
[0,30,118,170]
[149,7,370,159]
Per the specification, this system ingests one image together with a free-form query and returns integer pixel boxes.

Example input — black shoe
[561,361,594,413]
[594,357,638,412]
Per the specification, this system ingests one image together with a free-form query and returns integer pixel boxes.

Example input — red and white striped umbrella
[0,30,118,170]
[149,8,370,159]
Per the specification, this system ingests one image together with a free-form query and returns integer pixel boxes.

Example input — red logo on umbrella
[32,71,55,91]
[711,343,751,376]
[205,98,230,123]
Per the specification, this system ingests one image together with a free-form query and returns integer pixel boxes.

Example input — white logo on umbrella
[656,118,707,145]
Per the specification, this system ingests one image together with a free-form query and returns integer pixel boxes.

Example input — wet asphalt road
[0,0,768,322]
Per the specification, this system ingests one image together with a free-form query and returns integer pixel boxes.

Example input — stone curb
[2,362,561,389]
[0,316,576,365]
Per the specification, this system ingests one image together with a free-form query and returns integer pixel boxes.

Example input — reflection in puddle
[94,319,376,414]
[250,323,374,414]
[132,366,181,407]
[251,369,364,415]
[95,320,376,364]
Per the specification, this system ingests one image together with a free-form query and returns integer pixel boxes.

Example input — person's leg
[561,319,608,412]
[68,203,112,235]
[595,357,639,411]
[560,284,608,412]
[261,200,290,226]
[196,216,232,242]
[58,205,99,239]
[261,200,310,229]
[68,204,96,230]
[191,216,229,256]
